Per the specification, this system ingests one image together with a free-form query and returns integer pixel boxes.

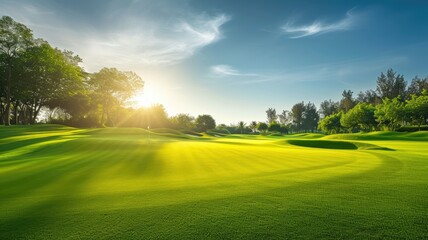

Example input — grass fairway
[0,125,427,239]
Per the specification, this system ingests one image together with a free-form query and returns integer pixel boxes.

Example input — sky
[1,0,427,124]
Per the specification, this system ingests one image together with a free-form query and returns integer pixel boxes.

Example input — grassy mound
[290,133,325,139]
[323,131,428,141]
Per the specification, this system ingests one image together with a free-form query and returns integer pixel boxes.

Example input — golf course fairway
[0,125,427,239]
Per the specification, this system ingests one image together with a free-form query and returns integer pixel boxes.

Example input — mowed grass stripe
[0,125,427,239]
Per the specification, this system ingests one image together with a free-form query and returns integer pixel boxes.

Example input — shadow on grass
[287,140,358,149]
[286,140,395,151]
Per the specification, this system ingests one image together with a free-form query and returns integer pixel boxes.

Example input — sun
[131,86,158,108]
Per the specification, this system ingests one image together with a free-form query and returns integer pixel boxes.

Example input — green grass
[0,125,427,239]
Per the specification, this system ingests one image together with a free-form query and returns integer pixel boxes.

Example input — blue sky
[1,0,427,124]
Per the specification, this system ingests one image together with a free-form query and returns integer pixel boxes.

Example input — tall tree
[341,103,376,132]
[195,114,216,132]
[376,68,407,100]
[356,90,381,105]
[318,112,343,134]
[319,99,339,118]
[256,122,268,133]
[237,121,246,134]
[278,110,292,125]
[407,76,428,97]
[374,97,406,131]
[406,94,428,129]
[21,42,84,124]
[0,16,34,125]
[291,102,305,132]
[265,108,277,123]
[89,68,143,126]
[170,113,195,130]
[303,102,319,132]
[249,121,258,133]
[339,90,355,113]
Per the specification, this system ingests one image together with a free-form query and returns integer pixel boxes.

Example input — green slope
[0,125,427,239]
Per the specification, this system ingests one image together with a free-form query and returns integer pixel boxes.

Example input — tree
[339,90,355,113]
[170,113,195,130]
[318,112,342,134]
[357,90,381,105]
[146,104,169,129]
[195,114,216,132]
[374,97,406,131]
[89,68,143,126]
[249,121,258,133]
[256,122,268,133]
[341,103,376,132]
[291,102,304,132]
[237,121,246,134]
[406,94,428,129]
[20,42,85,124]
[319,99,339,118]
[303,102,319,132]
[267,121,281,132]
[376,69,407,100]
[407,76,428,97]
[266,108,277,123]
[0,16,34,125]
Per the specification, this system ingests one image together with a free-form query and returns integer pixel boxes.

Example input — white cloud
[0,1,230,71]
[210,65,275,83]
[211,65,242,76]
[281,10,357,38]
[210,55,408,85]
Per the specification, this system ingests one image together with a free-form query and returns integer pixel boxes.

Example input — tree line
[240,69,427,135]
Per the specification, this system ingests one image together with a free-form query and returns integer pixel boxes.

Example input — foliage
[357,90,381,105]
[170,113,195,130]
[318,112,343,134]
[397,125,428,132]
[406,94,428,128]
[249,121,258,132]
[0,16,34,125]
[256,122,268,133]
[291,102,304,132]
[341,103,376,132]
[339,90,355,113]
[237,121,246,134]
[319,99,339,118]
[407,76,428,97]
[195,114,216,132]
[89,68,143,126]
[302,102,319,132]
[265,108,277,123]
[267,121,281,132]
[376,68,407,99]
[374,97,406,131]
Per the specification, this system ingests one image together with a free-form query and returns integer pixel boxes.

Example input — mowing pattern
[0,125,427,239]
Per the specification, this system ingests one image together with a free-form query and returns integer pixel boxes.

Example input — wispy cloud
[210,65,276,83]
[210,55,407,85]
[211,65,253,77]
[281,9,357,39]
[0,0,230,70]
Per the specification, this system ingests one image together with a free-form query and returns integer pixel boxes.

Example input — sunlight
[130,85,158,108]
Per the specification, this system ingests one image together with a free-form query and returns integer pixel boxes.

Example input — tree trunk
[13,100,19,125]
[4,63,11,126]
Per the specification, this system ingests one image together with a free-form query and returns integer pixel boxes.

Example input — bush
[397,125,428,132]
